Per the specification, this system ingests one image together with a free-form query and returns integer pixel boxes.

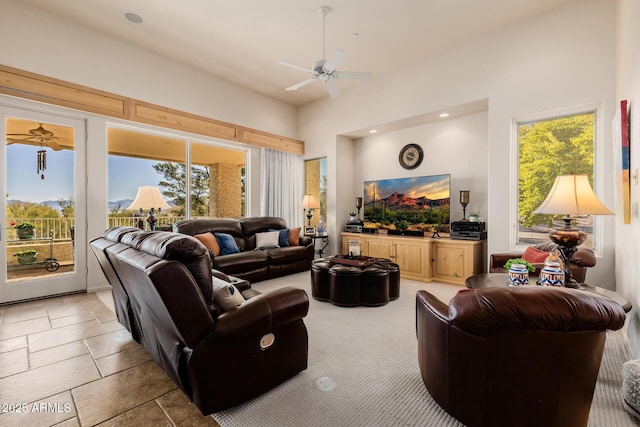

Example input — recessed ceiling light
[439,113,450,118]
[125,12,144,24]
[369,129,378,134]
[352,32,360,39]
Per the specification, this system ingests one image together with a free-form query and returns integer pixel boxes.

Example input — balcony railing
[6,216,187,240]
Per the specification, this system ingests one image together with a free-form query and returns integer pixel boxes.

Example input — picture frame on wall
[305,226,316,236]
[613,99,631,224]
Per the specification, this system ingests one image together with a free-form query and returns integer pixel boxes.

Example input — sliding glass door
[1,106,87,303]
[107,125,246,229]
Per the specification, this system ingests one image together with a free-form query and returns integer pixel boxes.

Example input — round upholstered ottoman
[328,265,362,307]
[361,265,390,306]
[311,259,332,301]
[375,259,400,300]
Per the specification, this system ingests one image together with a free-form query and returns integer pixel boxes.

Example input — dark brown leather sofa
[90,226,309,415]
[416,286,625,427]
[489,242,596,283]
[174,217,314,283]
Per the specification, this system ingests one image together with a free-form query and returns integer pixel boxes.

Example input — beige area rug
[211,272,638,426]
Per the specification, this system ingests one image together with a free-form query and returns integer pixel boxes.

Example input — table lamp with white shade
[300,194,320,226]
[127,186,172,230]
[532,174,614,287]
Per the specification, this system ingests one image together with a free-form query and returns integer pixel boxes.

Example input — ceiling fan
[6,123,64,151]
[278,5,372,98]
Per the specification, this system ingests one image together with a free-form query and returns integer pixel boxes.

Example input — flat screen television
[363,174,450,233]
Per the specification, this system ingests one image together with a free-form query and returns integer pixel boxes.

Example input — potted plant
[14,222,36,239]
[14,249,37,265]
[503,258,535,273]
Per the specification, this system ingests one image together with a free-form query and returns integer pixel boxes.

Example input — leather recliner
[90,226,309,415]
[416,286,626,427]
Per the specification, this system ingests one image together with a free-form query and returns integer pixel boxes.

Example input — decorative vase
[17,253,37,265]
[539,261,565,287]
[16,228,34,239]
[508,264,529,286]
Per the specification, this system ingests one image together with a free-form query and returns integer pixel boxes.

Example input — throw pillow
[255,230,280,250]
[211,277,245,311]
[522,246,549,264]
[214,233,241,255]
[288,227,301,246]
[193,232,221,257]
[278,229,291,247]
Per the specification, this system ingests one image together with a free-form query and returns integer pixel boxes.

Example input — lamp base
[548,217,587,287]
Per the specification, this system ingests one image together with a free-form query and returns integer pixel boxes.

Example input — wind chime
[37,148,46,180]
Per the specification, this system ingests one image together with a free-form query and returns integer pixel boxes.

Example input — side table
[309,233,329,258]
[466,273,632,313]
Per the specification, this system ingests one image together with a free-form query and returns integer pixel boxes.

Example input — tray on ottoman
[330,255,379,268]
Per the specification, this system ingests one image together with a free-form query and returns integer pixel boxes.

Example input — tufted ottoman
[310,257,399,307]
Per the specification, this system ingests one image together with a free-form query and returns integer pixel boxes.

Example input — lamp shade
[300,194,320,210]
[127,186,172,210]
[533,175,613,216]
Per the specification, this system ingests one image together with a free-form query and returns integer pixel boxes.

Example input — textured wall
[305,160,321,227]
[210,163,243,218]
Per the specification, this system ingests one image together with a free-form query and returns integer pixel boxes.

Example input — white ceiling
[19,0,576,107]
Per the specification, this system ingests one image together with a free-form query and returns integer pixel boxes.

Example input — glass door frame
[1,104,87,303]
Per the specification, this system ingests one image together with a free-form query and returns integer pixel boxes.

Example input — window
[304,157,327,227]
[515,109,599,248]
[107,126,246,229]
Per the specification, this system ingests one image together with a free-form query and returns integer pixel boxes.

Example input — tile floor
[0,291,219,426]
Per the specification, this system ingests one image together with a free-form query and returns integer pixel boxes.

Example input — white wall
[352,112,489,224]
[615,0,640,356]
[1,0,298,291]
[299,0,617,287]
[0,0,297,139]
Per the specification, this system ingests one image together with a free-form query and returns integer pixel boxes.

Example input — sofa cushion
[213,250,269,272]
[522,246,549,264]
[212,277,245,312]
[268,246,310,265]
[256,231,281,250]
[215,233,241,255]
[194,232,221,256]
[277,229,290,247]
[288,227,301,246]
[240,217,287,250]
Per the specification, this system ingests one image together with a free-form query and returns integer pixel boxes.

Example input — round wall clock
[399,143,424,170]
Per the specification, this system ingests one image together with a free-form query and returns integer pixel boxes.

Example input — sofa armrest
[212,287,309,341]
[416,290,450,323]
[299,235,312,247]
[573,248,596,267]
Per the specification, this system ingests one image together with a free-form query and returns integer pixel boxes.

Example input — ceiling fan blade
[323,49,346,73]
[7,136,65,150]
[278,61,313,74]
[334,71,372,81]
[323,79,340,98]
[46,139,64,151]
[286,78,317,91]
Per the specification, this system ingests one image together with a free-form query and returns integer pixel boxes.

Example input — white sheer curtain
[260,148,304,228]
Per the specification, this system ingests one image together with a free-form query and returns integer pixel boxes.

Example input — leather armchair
[416,286,625,427]
[489,242,596,283]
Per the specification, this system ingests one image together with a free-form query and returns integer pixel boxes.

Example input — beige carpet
[212,272,638,426]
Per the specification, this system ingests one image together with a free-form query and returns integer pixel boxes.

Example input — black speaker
[451,221,486,232]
